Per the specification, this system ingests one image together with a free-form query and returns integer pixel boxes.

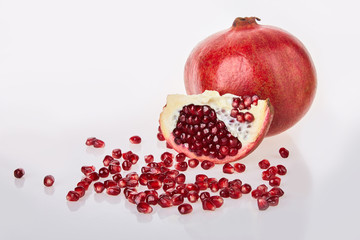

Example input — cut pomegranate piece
[279,147,289,158]
[159,91,273,164]
[14,168,25,178]
[129,136,142,144]
[178,203,193,214]
[43,175,55,187]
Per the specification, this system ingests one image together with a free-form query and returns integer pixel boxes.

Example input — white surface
[0,0,359,239]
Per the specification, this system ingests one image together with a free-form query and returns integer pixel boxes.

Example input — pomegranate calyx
[232,17,260,27]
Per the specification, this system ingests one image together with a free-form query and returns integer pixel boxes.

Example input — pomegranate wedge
[159,90,273,164]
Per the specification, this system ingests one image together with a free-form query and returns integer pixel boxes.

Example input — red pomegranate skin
[184,17,317,136]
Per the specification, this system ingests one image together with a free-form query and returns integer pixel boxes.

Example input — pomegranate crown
[232,17,261,27]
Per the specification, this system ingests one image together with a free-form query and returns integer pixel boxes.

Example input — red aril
[74,186,85,198]
[277,164,287,175]
[93,139,105,148]
[85,137,96,146]
[234,163,246,173]
[178,203,193,214]
[175,162,188,171]
[184,17,316,136]
[106,186,121,196]
[81,166,95,176]
[43,175,55,187]
[223,163,234,174]
[129,136,141,144]
[210,196,224,208]
[144,155,154,163]
[202,198,216,211]
[269,176,281,187]
[66,191,80,201]
[258,159,270,169]
[240,183,252,194]
[279,147,289,158]
[98,167,110,178]
[257,197,269,210]
[201,160,215,170]
[188,158,199,168]
[94,182,105,193]
[14,168,25,178]
[137,202,153,214]
[112,149,122,159]
[159,91,273,164]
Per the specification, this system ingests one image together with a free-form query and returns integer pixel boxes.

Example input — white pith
[160,90,269,146]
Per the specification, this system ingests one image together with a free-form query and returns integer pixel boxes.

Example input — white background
[1,0,359,239]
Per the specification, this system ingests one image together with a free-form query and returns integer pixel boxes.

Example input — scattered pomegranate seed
[122,151,133,160]
[43,175,55,187]
[279,147,289,158]
[267,196,279,206]
[187,191,199,203]
[269,187,284,197]
[240,183,252,194]
[200,192,210,201]
[93,139,105,148]
[175,161,188,171]
[229,187,242,199]
[175,173,186,184]
[146,194,158,205]
[85,137,96,146]
[262,170,271,180]
[202,198,216,211]
[102,155,114,166]
[112,149,122,159]
[144,155,154,163]
[220,188,230,198]
[98,167,109,178]
[188,158,199,168]
[81,165,95,176]
[66,191,80,201]
[257,184,268,193]
[209,181,219,192]
[106,186,121,196]
[223,163,235,174]
[134,192,147,205]
[257,197,269,210]
[161,152,173,161]
[196,181,209,191]
[129,136,142,144]
[178,203,193,214]
[74,186,85,197]
[269,176,281,187]
[234,163,246,173]
[277,164,287,175]
[147,180,162,190]
[175,153,186,162]
[201,160,215,170]
[88,172,100,181]
[137,202,153,214]
[210,196,224,208]
[77,180,90,190]
[122,160,132,171]
[157,132,165,141]
[94,182,105,193]
[196,174,208,182]
[14,168,25,178]
[268,166,278,176]
[104,179,118,188]
[158,194,173,208]
[258,159,270,169]
[172,194,185,206]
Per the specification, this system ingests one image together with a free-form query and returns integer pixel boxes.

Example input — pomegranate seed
[66,191,80,201]
[163,157,173,167]
[178,203,193,214]
[187,191,199,203]
[229,187,242,199]
[210,196,224,208]
[232,97,241,108]
[269,187,284,197]
[279,147,289,158]
[277,164,287,175]
[85,137,96,146]
[146,194,158,205]
[268,166,278,176]
[229,179,242,189]
[175,162,188,171]
[109,164,121,174]
[209,181,219,192]
[122,151,133,160]
[195,181,209,191]
[200,192,210,201]
[201,160,214,170]
[43,175,55,187]
[137,202,153,214]
[94,182,105,193]
[157,132,165,141]
[166,142,173,149]
[257,197,269,210]
[74,186,85,197]
[102,155,113,166]
[188,158,199,168]
[104,179,117,188]
[128,192,138,204]
[112,149,122,159]
[195,174,208,182]
[262,170,271,180]
[202,198,216,211]
[269,176,281,187]
[259,159,270,169]
[220,188,230,198]
[158,194,173,208]
[172,194,184,205]
[240,183,252,194]
[186,183,200,193]
[244,112,254,122]
[147,180,162,190]
[126,179,139,188]
[122,160,132,171]
[175,173,186,184]
[129,135,141,144]
[98,167,110,178]
[81,166,95,176]
[223,163,235,174]
[106,186,121,196]
[234,163,246,173]
[161,152,173,161]
[86,172,99,181]
[218,178,229,188]
[257,184,268,193]
[134,192,147,205]
[93,139,105,148]
[144,154,154,163]
[124,187,137,198]
[82,177,93,184]
[267,196,279,206]
[112,173,122,182]
[14,168,25,178]
[175,153,186,162]
[166,169,179,179]
[77,180,90,190]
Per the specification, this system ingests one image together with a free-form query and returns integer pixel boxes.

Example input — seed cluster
[172,104,242,160]
[230,96,258,123]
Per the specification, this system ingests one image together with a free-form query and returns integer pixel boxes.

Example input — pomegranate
[184,17,316,136]
[159,90,273,163]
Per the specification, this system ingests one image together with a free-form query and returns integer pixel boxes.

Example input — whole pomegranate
[184,17,317,136]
